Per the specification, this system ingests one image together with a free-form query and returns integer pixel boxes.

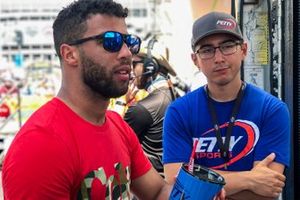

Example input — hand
[249,153,285,198]
[213,188,226,200]
[125,79,139,105]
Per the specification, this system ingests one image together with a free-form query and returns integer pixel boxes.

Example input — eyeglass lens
[197,41,240,59]
[102,31,140,54]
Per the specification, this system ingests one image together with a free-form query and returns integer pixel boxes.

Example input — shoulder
[170,86,205,108]
[106,109,124,120]
[245,84,285,103]
[124,103,151,121]
[2,124,76,199]
[244,83,289,112]
[16,98,61,134]
[106,110,137,133]
[106,110,145,154]
[6,98,73,155]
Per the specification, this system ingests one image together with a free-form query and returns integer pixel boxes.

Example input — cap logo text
[216,19,236,29]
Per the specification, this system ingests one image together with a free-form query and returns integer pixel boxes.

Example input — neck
[206,80,243,102]
[57,87,109,125]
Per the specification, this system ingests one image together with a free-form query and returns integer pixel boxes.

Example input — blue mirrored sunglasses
[67,31,141,54]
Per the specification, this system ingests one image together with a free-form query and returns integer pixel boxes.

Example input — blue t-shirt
[163,83,290,171]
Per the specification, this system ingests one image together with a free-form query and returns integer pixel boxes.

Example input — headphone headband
[143,38,159,77]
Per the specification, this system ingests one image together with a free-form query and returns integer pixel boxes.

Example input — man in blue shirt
[163,11,290,200]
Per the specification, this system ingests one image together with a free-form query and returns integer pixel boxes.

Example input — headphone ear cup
[143,58,159,76]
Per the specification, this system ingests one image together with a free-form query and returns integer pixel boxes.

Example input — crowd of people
[1,0,290,200]
[0,68,58,134]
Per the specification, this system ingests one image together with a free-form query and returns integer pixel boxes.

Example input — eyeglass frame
[195,40,243,60]
[132,60,144,68]
[67,31,141,54]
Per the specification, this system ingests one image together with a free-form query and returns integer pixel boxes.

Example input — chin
[215,80,231,86]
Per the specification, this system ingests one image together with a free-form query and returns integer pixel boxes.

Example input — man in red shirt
[2,1,171,199]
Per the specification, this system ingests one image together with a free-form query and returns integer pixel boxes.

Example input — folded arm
[164,153,286,200]
[220,153,285,199]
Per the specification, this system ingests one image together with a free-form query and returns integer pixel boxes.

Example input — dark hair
[52,0,128,59]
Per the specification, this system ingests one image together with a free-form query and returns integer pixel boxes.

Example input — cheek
[134,65,144,76]
[200,68,211,77]
[137,77,142,85]
[197,61,211,73]
[232,54,244,68]
[134,69,141,76]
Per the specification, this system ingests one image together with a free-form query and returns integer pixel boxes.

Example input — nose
[118,42,132,58]
[214,47,224,62]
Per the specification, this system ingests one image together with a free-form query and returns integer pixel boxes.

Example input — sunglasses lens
[101,31,141,54]
[125,35,141,54]
[102,32,123,52]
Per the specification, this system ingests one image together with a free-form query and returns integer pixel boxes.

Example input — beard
[80,51,129,99]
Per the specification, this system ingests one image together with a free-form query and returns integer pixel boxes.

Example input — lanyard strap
[205,83,245,163]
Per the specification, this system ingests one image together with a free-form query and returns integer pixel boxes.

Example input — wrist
[220,171,250,196]
[241,171,254,191]
[115,100,127,106]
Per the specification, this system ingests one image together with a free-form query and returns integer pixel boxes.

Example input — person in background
[124,44,178,177]
[163,11,290,200]
[108,82,148,117]
[2,1,172,199]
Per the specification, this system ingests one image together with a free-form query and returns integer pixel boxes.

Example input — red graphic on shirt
[196,120,258,169]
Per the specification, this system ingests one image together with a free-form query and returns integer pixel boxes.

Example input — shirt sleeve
[2,128,77,200]
[162,102,193,164]
[124,103,153,136]
[254,100,291,167]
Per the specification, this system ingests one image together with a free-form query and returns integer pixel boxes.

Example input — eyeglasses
[195,40,242,60]
[67,31,141,54]
[132,60,144,68]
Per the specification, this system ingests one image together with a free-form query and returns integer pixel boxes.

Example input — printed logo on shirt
[78,162,131,200]
[193,119,259,169]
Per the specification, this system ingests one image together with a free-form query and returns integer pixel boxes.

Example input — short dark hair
[52,0,128,59]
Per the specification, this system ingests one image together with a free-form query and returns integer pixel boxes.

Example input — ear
[191,52,198,65]
[60,43,79,66]
[241,42,248,59]
[191,53,202,71]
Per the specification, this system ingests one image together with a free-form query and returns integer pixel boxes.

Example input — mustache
[120,58,132,66]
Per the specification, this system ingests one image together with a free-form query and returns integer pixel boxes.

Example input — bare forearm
[214,159,285,199]
[132,168,172,200]
[214,170,251,196]
[155,184,173,200]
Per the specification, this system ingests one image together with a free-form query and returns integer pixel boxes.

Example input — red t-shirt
[2,98,151,199]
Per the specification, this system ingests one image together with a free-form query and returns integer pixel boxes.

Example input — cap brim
[193,30,243,48]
